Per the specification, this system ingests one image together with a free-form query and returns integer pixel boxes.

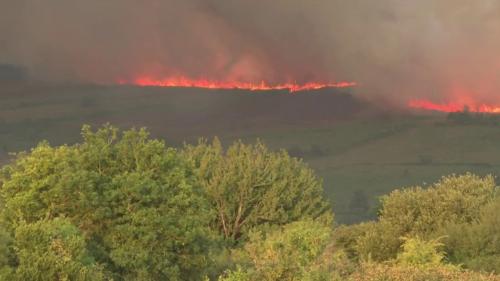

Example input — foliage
[334,221,404,262]
[8,218,106,281]
[354,220,404,262]
[353,174,497,262]
[182,138,331,242]
[1,123,500,280]
[441,197,500,273]
[333,223,372,261]
[379,173,496,237]
[0,125,213,280]
[217,267,251,281]
[396,237,447,267]
[0,226,13,279]
[348,263,500,281]
[221,219,347,281]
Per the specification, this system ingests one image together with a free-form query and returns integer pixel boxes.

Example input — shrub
[220,219,348,281]
[396,237,447,267]
[353,174,497,262]
[379,173,496,237]
[441,197,500,273]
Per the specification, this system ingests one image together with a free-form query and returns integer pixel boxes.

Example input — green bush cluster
[0,125,331,280]
[336,173,500,275]
[0,125,499,280]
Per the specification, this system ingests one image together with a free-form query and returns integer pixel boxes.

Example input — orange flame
[409,99,500,113]
[118,76,356,92]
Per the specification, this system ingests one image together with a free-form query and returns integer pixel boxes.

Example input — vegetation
[0,124,499,280]
[6,84,500,225]
[348,263,500,281]
[442,197,500,273]
[447,109,500,125]
[182,139,330,242]
[335,173,500,276]
[0,125,213,280]
[219,219,340,281]
[351,174,497,262]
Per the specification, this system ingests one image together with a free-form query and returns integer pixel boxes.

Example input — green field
[2,81,500,223]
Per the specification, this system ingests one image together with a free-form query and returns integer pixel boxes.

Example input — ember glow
[409,99,500,113]
[119,76,356,92]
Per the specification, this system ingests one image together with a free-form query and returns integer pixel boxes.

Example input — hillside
[1,81,500,223]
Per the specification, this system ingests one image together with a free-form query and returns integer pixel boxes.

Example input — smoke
[1,0,500,104]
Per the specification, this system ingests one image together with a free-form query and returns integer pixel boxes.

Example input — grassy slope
[1,82,499,224]
[251,119,500,223]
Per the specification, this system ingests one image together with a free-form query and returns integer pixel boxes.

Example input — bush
[441,197,500,273]
[354,221,403,261]
[379,173,496,236]
[354,174,497,262]
[396,237,447,267]
[221,219,349,281]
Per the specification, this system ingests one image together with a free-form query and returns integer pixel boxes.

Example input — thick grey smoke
[1,1,500,104]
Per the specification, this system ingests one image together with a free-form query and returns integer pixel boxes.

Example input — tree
[0,125,214,280]
[182,138,331,242]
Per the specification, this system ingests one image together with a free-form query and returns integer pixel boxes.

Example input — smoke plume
[1,1,500,105]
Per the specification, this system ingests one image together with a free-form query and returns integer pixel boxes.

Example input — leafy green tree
[182,138,331,242]
[0,125,214,280]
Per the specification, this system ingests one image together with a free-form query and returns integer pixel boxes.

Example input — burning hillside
[118,76,356,92]
[3,1,500,111]
[409,99,500,114]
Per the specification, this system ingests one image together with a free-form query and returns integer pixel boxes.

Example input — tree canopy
[0,125,333,280]
[0,125,213,280]
[182,138,331,242]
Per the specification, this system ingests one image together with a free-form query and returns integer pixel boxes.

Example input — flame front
[409,99,500,114]
[118,76,356,92]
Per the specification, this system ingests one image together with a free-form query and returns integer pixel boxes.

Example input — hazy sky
[1,1,500,105]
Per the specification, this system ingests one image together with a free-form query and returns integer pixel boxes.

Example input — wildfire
[118,76,356,92]
[409,99,500,113]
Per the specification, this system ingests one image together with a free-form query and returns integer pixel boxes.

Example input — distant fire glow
[118,76,356,92]
[409,99,500,113]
